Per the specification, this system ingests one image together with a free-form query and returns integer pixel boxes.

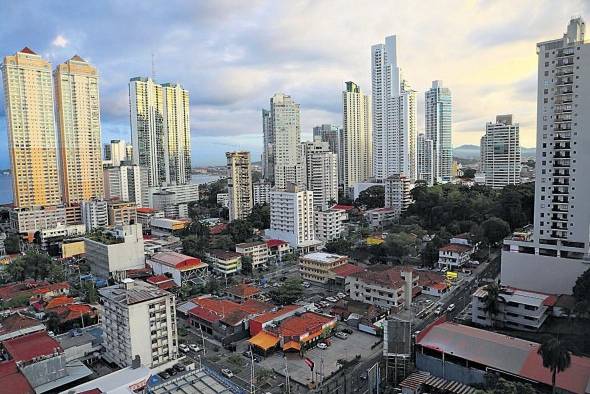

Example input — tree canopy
[573,269,590,303]
[355,185,384,209]
[269,278,303,305]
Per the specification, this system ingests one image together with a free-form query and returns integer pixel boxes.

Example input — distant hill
[453,144,535,159]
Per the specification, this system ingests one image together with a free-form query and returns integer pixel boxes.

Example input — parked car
[434,307,443,315]
[174,364,186,372]
[166,368,177,376]
[317,343,328,350]
[160,371,170,379]
[242,350,252,358]
[302,281,311,288]
[221,368,234,378]
[179,344,189,353]
[334,332,348,340]
[189,344,201,352]
[446,304,456,312]
[326,297,338,303]
[336,292,346,299]
[341,328,353,334]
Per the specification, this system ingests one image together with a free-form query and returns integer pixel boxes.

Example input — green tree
[83,282,98,304]
[573,268,590,303]
[421,235,446,268]
[206,278,221,294]
[248,204,270,229]
[481,217,511,245]
[6,251,53,281]
[537,337,572,394]
[324,238,353,255]
[269,278,303,305]
[462,168,476,179]
[482,282,504,328]
[241,255,253,275]
[4,234,20,254]
[182,235,208,258]
[209,234,235,250]
[48,262,67,283]
[226,219,253,244]
[355,185,384,209]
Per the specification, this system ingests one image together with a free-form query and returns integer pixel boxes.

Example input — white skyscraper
[417,133,434,186]
[384,173,412,217]
[129,77,191,188]
[342,81,372,193]
[501,18,590,295]
[104,165,149,207]
[371,35,417,181]
[425,80,452,183]
[302,139,338,211]
[480,115,521,189]
[265,93,305,190]
[105,139,130,167]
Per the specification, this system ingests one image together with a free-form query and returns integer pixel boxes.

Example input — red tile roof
[226,283,261,299]
[45,296,75,309]
[251,305,301,324]
[331,204,354,211]
[330,263,365,277]
[208,249,241,260]
[146,275,177,290]
[439,243,472,253]
[3,331,62,362]
[51,304,95,322]
[20,47,36,55]
[266,239,288,248]
[189,297,272,324]
[279,312,335,337]
[31,282,70,295]
[0,314,43,336]
[349,268,411,289]
[0,360,33,394]
[137,207,157,213]
[151,252,207,271]
[210,223,227,235]
[418,271,446,288]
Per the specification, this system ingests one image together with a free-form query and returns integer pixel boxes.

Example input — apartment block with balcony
[345,267,418,310]
[299,252,347,284]
[314,208,348,242]
[99,279,178,370]
[235,241,270,269]
[471,286,554,331]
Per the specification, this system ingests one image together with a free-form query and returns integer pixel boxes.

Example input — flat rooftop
[99,280,171,305]
[301,252,345,263]
[150,368,234,394]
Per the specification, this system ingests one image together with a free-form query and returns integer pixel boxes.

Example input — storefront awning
[283,341,301,352]
[248,331,279,351]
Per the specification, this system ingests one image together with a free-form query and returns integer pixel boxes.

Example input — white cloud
[52,34,69,48]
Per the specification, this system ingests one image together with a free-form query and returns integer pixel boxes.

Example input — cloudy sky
[0,0,588,167]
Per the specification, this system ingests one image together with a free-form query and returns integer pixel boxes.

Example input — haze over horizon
[0,1,587,166]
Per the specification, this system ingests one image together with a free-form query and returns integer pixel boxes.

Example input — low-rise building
[471,286,554,331]
[364,207,396,229]
[235,241,269,269]
[81,199,108,232]
[136,207,164,229]
[147,251,209,287]
[84,223,145,280]
[100,279,178,370]
[0,314,45,342]
[206,249,242,277]
[345,267,418,310]
[265,239,292,263]
[38,223,86,253]
[216,193,229,208]
[299,252,348,284]
[149,217,189,237]
[9,206,67,235]
[107,201,138,226]
[437,243,473,269]
[65,362,152,394]
[415,321,590,394]
[314,208,348,242]
[225,283,262,301]
[418,271,448,297]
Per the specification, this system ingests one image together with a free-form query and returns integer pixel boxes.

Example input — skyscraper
[129,77,190,188]
[226,151,253,221]
[54,55,104,204]
[104,139,129,166]
[480,115,521,189]
[261,109,273,182]
[312,124,340,156]
[265,93,305,190]
[371,35,417,181]
[417,133,434,186]
[425,80,452,183]
[501,18,589,295]
[302,139,338,211]
[1,48,61,208]
[342,81,372,193]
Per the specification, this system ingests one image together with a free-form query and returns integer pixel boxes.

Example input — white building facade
[417,133,434,186]
[314,208,348,242]
[103,165,149,207]
[252,180,271,206]
[384,173,412,217]
[265,186,316,248]
[303,139,338,211]
[480,115,521,189]
[425,80,452,183]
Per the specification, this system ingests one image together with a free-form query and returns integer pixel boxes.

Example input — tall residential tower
[480,115,521,189]
[226,151,253,221]
[54,55,104,204]
[1,48,61,208]
[425,80,452,183]
[371,36,417,181]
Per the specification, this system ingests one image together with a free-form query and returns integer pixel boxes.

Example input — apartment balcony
[557,48,575,57]
[551,216,568,223]
[553,160,571,168]
[555,104,573,113]
[553,153,571,159]
[554,133,572,141]
[551,206,568,213]
[556,57,574,67]
[555,114,573,122]
[552,189,568,196]
[551,224,568,230]
[556,66,574,76]
[552,197,569,204]
[552,179,569,186]
[555,95,573,104]
[554,142,571,150]
[556,76,574,86]
[551,231,568,239]
[557,86,574,95]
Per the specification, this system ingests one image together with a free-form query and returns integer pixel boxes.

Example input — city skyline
[0,1,587,167]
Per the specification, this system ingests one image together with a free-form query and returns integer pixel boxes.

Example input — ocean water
[0,173,220,205]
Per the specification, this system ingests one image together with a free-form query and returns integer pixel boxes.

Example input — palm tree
[482,282,504,328]
[537,337,571,394]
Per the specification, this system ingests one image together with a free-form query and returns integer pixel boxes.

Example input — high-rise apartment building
[264,93,305,190]
[81,199,108,232]
[480,115,521,189]
[417,133,434,186]
[342,81,372,193]
[312,124,340,156]
[425,80,452,183]
[261,109,274,182]
[104,165,149,207]
[253,180,271,206]
[371,36,417,181]
[226,151,253,221]
[384,173,412,217]
[54,55,104,204]
[129,77,191,188]
[100,279,178,369]
[104,139,129,166]
[1,48,60,208]
[302,139,338,211]
[265,184,317,249]
[501,18,590,295]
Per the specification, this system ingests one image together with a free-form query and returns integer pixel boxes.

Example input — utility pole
[199,325,206,354]
[250,344,255,394]
[284,356,291,394]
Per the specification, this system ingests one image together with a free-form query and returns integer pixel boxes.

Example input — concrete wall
[501,250,589,295]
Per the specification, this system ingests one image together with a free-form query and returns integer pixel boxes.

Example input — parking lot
[258,329,379,386]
